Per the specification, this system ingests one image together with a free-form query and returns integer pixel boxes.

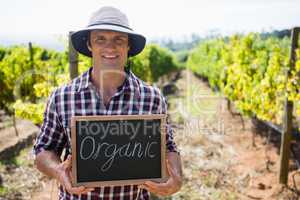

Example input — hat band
[88,22,133,31]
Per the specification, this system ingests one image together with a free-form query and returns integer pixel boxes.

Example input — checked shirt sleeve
[33,89,67,157]
[159,93,179,154]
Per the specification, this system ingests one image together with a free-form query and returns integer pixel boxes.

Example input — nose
[104,39,117,50]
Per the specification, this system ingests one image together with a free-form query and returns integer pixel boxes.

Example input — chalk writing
[79,136,158,172]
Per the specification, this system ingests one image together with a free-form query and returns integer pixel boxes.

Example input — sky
[1,0,299,49]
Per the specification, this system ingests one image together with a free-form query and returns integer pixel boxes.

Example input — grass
[14,146,34,167]
[184,83,221,119]
[0,186,9,196]
[158,70,240,200]
[0,145,36,199]
[167,76,222,125]
[0,146,33,167]
[0,120,13,130]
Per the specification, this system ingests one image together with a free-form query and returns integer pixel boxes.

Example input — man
[33,6,182,199]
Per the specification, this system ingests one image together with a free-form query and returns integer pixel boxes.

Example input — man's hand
[141,156,182,197]
[35,150,94,196]
[55,155,94,195]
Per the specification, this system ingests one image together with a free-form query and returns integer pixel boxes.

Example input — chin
[101,65,124,72]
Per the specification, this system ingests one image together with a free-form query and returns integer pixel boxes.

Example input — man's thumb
[63,155,72,170]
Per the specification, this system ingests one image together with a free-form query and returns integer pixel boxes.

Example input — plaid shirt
[33,67,178,200]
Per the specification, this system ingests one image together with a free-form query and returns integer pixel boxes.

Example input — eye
[115,37,127,45]
[95,36,106,43]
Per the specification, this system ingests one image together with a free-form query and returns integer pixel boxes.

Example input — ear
[87,41,92,52]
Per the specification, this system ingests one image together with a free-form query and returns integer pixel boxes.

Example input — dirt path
[0,119,38,156]
[31,179,58,200]
[168,69,300,200]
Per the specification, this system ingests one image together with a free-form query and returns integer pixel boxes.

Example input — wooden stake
[279,27,300,185]
[68,31,78,80]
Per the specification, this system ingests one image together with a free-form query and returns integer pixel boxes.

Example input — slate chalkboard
[71,114,168,187]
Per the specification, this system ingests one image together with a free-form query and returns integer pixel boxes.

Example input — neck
[91,67,126,93]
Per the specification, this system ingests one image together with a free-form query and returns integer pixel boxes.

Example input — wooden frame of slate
[71,114,168,187]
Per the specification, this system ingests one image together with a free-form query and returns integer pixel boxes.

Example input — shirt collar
[76,67,92,92]
[76,67,141,97]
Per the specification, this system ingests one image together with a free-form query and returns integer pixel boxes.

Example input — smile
[102,55,119,59]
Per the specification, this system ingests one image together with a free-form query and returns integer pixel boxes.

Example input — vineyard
[0,43,179,126]
[1,29,300,199]
[187,33,300,125]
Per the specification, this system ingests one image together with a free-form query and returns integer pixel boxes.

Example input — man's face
[89,30,129,71]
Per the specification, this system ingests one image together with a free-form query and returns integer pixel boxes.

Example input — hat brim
[71,24,146,57]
